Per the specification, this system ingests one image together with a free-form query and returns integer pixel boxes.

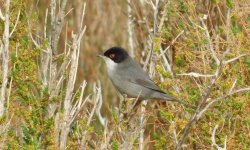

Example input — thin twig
[9,9,21,36]
[159,30,184,58]
[229,79,237,93]
[222,9,231,59]
[197,86,250,119]
[6,44,18,112]
[171,121,179,145]
[200,15,220,65]
[158,1,169,31]
[139,101,147,150]
[50,0,68,54]
[223,53,248,64]
[211,125,227,150]
[95,81,106,127]
[177,72,215,78]
[0,0,10,117]
[80,83,101,148]
[0,8,5,20]
[44,9,48,39]
[127,0,135,58]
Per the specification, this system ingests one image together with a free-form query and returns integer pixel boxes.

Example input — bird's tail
[163,94,196,109]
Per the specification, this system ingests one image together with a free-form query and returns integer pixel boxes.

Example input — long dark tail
[163,94,196,109]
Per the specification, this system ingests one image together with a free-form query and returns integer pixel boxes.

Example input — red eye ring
[109,53,115,58]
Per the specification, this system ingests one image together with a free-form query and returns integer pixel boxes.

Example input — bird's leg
[117,93,125,110]
[116,94,129,140]
[124,96,143,124]
[117,93,128,119]
[130,98,141,113]
[123,94,128,111]
[125,100,141,123]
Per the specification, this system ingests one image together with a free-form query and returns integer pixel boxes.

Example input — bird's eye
[109,53,115,58]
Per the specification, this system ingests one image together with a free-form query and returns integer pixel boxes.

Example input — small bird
[99,47,195,108]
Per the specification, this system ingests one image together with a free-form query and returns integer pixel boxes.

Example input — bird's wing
[122,60,165,93]
[128,78,166,94]
[119,58,166,94]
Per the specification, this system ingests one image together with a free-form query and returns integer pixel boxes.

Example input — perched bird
[99,47,194,108]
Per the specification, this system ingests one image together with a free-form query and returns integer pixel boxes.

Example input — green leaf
[159,110,173,123]
[245,57,250,69]
[226,0,233,9]
[112,139,119,150]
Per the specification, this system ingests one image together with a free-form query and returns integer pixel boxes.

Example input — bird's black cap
[104,47,129,63]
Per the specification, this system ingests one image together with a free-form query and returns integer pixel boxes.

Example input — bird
[99,47,195,108]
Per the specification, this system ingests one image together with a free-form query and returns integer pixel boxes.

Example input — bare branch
[139,101,147,150]
[223,53,248,64]
[177,72,215,78]
[127,0,135,58]
[175,19,226,147]
[171,121,179,145]
[197,86,250,119]
[0,0,10,117]
[6,44,18,112]
[0,114,13,148]
[211,125,227,150]
[200,15,220,65]
[60,26,86,149]
[0,8,5,20]
[100,122,114,150]
[80,3,86,30]
[229,79,237,93]
[0,40,2,61]
[158,1,169,31]
[80,82,102,148]
[158,30,184,80]
[28,32,49,53]
[50,0,68,54]
[69,81,89,125]
[44,8,48,39]
[222,9,231,59]
[159,30,184,57]
[176,68,221,149]
[175,85,249,150]
[95,81,106,127]
[9,9,21,37]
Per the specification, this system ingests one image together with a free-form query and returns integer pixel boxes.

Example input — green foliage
[175,55,186,67]
[1,1,55,148]
[245,57,250,70]
[22,125,41,149]
[153,37,161,52]
[111,139,119,150]
[178,1,188,13]
[229,98,244,110]
[210,0,219,4]
[226,0,234,8]
[159,110,173,123]
[160,26,172,39]
[111,109,118,123]
[7,128,21,149]
[152,132,167,149]
[185,85,200,102]
[156,65,172,78]
[231,25,241,35]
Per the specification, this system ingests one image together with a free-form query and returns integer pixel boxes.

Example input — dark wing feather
[119,57,166,94]
[128,78,166,94]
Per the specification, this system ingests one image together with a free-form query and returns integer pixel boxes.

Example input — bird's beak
[97,55,103,58]
[98,55,105,59]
